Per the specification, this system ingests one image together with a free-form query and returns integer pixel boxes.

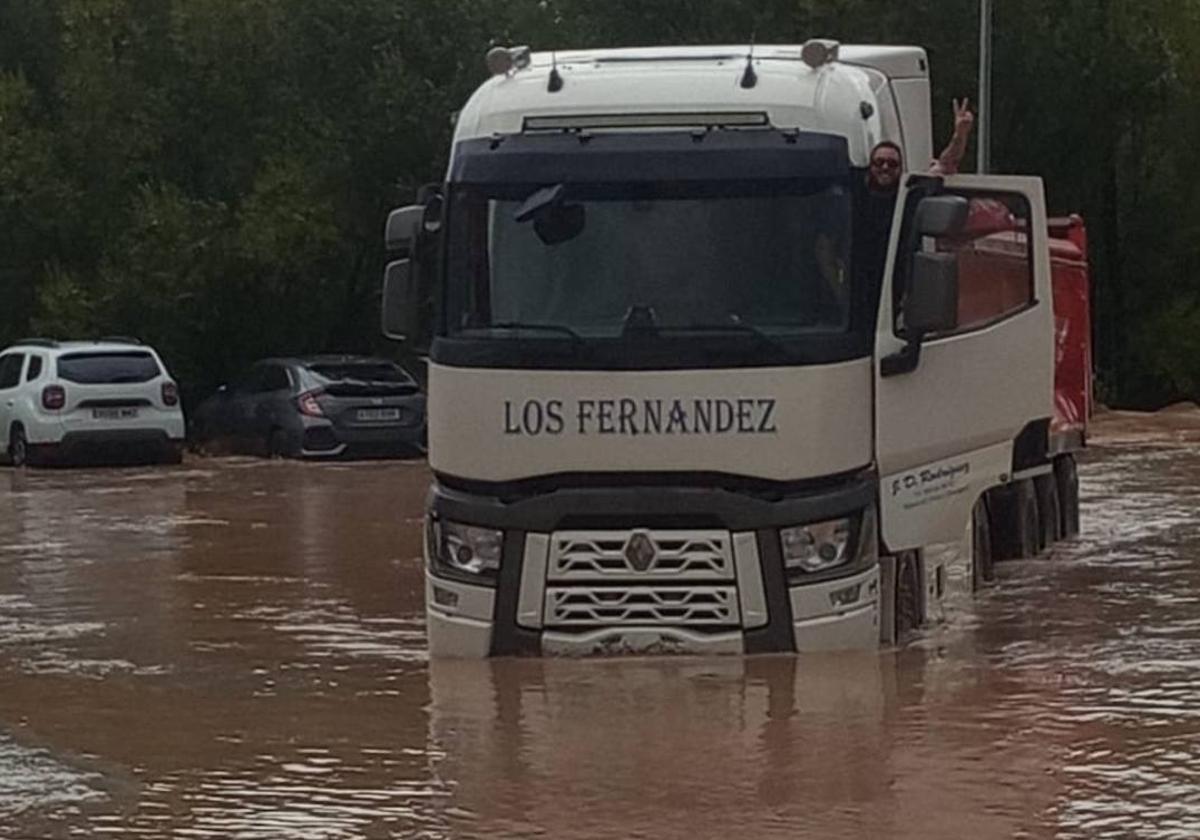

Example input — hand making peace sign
[953,97,975,138]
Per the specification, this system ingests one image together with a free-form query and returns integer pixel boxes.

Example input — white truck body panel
[453,44,932,170]
[427,361,872,483]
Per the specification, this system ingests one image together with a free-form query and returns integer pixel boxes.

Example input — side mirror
[880,195,968,378]
[382,259,419,341]
[422,194,444,235]
[534,204,586,245]
[385,205,424,255]
[906,252,959,335]
[914,195,970,238]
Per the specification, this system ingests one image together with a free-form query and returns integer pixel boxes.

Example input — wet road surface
[2,411,1200,838]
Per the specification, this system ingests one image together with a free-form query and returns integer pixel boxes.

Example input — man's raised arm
[931,98,975,176]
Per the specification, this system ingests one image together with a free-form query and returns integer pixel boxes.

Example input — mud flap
[878,554,897,645]
[879,552,927,645]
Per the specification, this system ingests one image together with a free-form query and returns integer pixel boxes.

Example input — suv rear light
[296,389,325,417]
[42,385,66,410]
[161,381,179,407]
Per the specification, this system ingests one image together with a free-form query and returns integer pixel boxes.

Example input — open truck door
[874,174,1055,552]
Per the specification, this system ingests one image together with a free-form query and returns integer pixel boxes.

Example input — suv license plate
[356,408,401,422]
[93,407,139,420]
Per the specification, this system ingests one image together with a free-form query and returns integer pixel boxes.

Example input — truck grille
[548,529,734,581]
[544,586,740,627]
[538,529,741,631]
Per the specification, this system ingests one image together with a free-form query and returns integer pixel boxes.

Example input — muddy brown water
[2,412,1200,839]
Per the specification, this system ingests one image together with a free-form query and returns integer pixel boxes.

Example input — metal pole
[977,0,993,174]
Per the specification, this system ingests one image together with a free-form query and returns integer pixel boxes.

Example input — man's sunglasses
[871,158,901,170]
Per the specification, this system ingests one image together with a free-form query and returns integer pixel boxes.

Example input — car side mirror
[385,205,424,255]
[382,259,419,341]
[915,195,970,237]
[906,252,960,335]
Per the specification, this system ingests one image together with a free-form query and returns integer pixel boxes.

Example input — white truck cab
[384,42,1055,657]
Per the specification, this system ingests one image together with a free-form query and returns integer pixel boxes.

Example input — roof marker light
[486,45,531,77]
[486,46,512,75]
[801,39,840,69]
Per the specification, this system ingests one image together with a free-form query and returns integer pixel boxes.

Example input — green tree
[0,0,1197,408]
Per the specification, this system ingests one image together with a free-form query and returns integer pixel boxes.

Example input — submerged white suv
[0,338,185,466]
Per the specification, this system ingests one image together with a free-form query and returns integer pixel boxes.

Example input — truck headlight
[781,505,877,579]
[781,517,853,575]
[429,519,503,583]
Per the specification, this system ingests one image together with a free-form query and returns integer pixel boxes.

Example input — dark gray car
[191,356,426,458]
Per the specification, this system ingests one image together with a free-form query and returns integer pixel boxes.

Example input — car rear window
[309,363,411,384]
[57,352,161,384]
[0,354,23,389]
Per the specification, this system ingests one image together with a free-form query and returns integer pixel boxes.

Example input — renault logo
[624,532,656,573]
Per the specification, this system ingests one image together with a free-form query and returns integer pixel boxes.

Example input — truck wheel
[972,498,995,590]
[1015,480,1040,557]
[989,480,1039,560]
[895,551,923,641]
[1034,472,1061,549]
[8,426,27,468]
[1055,454,1081,538]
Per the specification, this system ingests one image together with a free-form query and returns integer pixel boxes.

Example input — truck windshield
[444,179,853,339]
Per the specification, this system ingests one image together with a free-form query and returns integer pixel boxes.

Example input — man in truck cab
[868,97,975,191]
[851,98,976,296]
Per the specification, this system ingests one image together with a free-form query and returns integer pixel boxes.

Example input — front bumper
[31,429,184,465]
[423,473,879,658]
[425,564,880,657]
[300,420,427,458]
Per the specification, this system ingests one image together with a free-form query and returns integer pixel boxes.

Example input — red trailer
[951,204,1092,456]
[1048,215,1092,454]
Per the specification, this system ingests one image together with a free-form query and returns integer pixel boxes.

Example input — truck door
[874,174,1054,551]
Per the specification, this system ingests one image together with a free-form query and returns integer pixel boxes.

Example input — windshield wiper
[658,321,778,343]
[472,322,584,342]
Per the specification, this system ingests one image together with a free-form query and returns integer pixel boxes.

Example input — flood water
[2,412,1200,839]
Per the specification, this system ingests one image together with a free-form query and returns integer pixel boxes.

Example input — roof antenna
[740,36,758,89]
[548,51,564,93]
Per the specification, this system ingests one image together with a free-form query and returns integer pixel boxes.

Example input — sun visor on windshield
[448,130,850,184]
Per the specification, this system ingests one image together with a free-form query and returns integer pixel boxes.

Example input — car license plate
[93,407,138,420]
[356,408,401,422]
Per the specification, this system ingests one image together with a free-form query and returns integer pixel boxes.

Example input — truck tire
[1016,480,1040,557]
[989,480,1040,560]
[1055,454,1081,538]
[972,497,995,590]
[1034,472,1061,549]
